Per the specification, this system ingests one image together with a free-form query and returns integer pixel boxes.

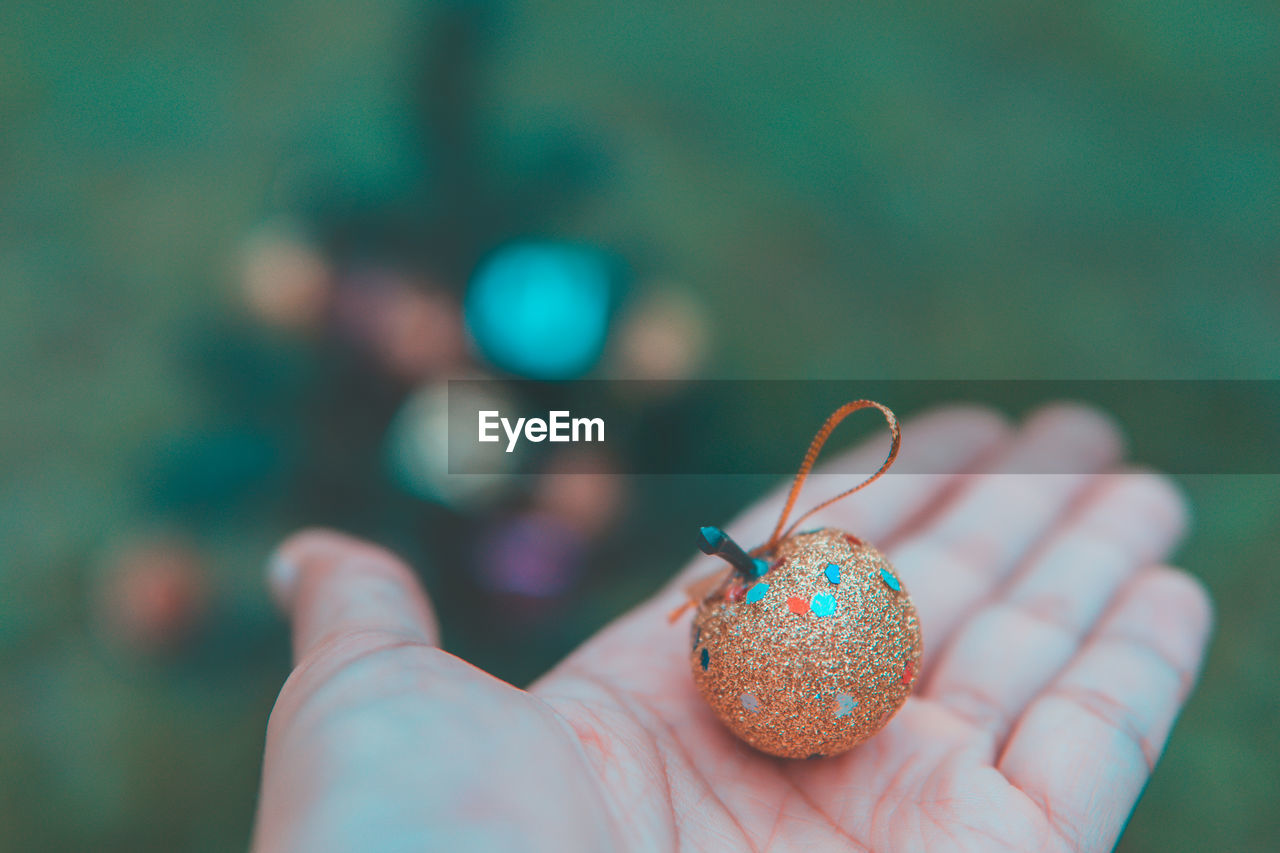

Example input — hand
[251,404,1212,852]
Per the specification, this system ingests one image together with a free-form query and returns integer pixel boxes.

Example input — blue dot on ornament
[811,592,837,617]
[741,693,760,713]
[700,647,710,670]
[879,568,901,592]
[745,581,769,603]
[834,693,858,718]
[824,563,841,584]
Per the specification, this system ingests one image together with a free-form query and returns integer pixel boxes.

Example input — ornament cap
[696,525,761,579]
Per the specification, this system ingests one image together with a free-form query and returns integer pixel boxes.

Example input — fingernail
[266,552,299,608]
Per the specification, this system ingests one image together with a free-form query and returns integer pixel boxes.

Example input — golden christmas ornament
[678,400,921,759]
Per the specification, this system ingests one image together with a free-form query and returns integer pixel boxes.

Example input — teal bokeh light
[464,242,615,379]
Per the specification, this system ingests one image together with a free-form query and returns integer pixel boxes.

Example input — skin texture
[251,404,1213,853]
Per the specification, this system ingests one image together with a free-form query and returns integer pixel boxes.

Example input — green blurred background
[2,1,1278,850]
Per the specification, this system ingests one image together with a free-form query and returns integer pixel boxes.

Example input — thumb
[268,528,439,665]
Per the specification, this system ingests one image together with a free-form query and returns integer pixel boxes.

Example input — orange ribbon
[669,399,901,623]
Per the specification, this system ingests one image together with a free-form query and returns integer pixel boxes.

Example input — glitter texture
[690,528,922,759]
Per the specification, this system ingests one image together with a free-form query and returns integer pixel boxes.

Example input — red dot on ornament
[726,582,745,603]
[844,533,863,548]
[787,596,809,615]
[902,660,914,684]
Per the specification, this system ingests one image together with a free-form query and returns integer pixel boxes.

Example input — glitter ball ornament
[678,401,920,759]
[690,527,920,758]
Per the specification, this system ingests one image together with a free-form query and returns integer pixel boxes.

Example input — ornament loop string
[754,400,900,556]
[667,399,900,624]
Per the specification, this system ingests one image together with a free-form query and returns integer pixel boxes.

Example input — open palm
[251,404,1211,852]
